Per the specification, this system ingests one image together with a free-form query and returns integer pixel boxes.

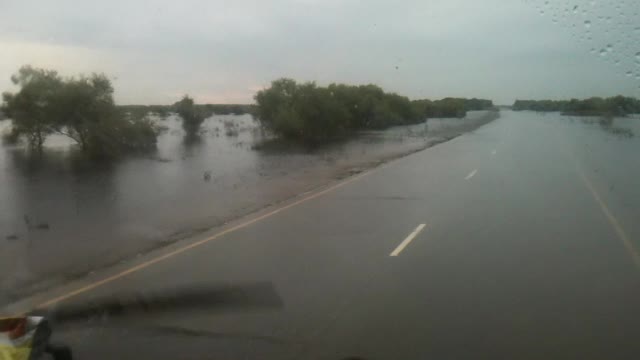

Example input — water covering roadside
[0,111,496,304]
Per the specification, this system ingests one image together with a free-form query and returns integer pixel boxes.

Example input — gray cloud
[1,0,639,105]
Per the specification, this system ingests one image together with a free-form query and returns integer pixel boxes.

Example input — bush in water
[255,78,494,144]
[174,95,205,135]
[1,65,160,157]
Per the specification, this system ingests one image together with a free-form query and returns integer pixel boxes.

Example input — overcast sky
[1,0,639,105]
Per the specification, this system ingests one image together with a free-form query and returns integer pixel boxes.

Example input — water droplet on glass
[584,20,592,28]
[573,5,579,13]
[627,71,633,77]
[599,49,607,56]
[636,52,640,60]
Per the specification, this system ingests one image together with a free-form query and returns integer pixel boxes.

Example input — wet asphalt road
[15,111,640,359]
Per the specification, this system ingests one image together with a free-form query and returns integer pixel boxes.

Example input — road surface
[6,111,640,359]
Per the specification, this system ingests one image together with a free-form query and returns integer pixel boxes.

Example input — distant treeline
[513,96,640,116]
[202,104,257,115]
[414,97,494,118]
[255,78,493,144]
[117,104,256,119]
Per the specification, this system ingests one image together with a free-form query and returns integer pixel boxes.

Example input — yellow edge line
[578,168,640,270]
[34,170,374,310]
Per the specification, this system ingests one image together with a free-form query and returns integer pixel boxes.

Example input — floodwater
[0,111,495,303]
[21,110,640,360]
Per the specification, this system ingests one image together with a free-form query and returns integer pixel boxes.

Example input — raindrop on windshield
[584,20,592,28]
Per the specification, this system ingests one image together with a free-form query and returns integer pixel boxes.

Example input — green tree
[254,79,298,132]
[255,79,426,143]
[2,65,160,157]
[52,74,117,150]
[80,113,159,157]
[293,82,352,142]
[1,66,63,150]
[174,95,205,134]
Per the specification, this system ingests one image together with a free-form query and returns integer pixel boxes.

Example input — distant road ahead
[15,111,640,359]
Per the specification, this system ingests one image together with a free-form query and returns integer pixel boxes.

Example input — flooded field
[0,111,497,303]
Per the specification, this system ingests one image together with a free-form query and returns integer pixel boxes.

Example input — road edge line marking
[578,168,640,270]
[465,169,478,180]
[34,170,374,309]
[390,224,427,257]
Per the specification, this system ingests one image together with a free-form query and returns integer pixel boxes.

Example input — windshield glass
[1,1,639,359]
